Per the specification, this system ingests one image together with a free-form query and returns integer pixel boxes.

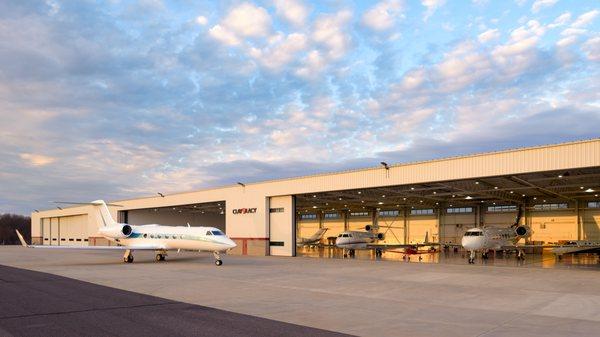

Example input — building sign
[232,208,257,214]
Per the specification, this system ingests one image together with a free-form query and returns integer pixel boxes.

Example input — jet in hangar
[16,200,236,266]
[335,225,437,258]
[459,206,600,263]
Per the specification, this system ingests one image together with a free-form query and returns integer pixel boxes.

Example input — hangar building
[31,139,600,257]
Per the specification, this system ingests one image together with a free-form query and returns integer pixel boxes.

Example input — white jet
[461,225,532,264]
[335,225,436,258]
[296,228,328,247]
[16,200,236,266]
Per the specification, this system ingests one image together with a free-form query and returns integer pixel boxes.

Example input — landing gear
[123,249,134,263]
[213,251,223,266]
[517,250,525,260]
[155,250,167,262]
[468,250,476,264]
[375,249,383,257]
[482,251,489,260]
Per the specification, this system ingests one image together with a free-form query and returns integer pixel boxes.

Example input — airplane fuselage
[461,227,523,252]
[335,231,378,249]
[101,224,236,252]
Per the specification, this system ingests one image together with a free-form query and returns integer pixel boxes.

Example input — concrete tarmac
[0,264,349,337]
[1,246,599,337]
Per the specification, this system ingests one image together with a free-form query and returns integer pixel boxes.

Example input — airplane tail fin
[15,230,28,247]
[308,228,328,242]
[91,200,118,227]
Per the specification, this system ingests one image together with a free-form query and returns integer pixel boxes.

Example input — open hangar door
[120,201,226,232]
[295,167,600,261]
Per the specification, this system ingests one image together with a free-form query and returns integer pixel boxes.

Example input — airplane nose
[226,239,237,249]
[462,237,481,250]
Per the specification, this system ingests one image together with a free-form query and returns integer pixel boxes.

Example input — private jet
[297,228,328,247]
[16,200,236,266]
[460,206,533,263]
[335,225,437,258]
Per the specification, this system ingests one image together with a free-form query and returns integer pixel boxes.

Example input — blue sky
[0,0,599,214]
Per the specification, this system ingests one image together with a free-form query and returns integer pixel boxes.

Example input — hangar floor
[297,246,600,270]
[1,246,600,337]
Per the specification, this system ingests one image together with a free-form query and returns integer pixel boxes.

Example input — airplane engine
[514,225,531,238]
[376,233,385,240]
[365,225,373,231]
[99,224,133,239]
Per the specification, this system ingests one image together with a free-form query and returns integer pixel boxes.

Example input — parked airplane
[15,200,236,266]
[297,228,328,247]
[551,240,600,258]
[460,206,533,263]
[335,225,436,258]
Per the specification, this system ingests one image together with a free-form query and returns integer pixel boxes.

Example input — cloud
[274,0,309,26]
[572,9,599,28]
[362,0,404,31]
[208,2,271,46]
[582,36,600,61]
[19,153,56,167]
[531,0,558,14]
[312,10,353,59]
[248,32,308,69]
[478,28,500,43]
[422,0,446,21]
[195,15,208,25]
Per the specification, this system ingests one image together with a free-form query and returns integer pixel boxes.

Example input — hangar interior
[295,167,600,249]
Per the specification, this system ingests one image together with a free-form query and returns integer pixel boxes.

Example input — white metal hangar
[31,139,600,257]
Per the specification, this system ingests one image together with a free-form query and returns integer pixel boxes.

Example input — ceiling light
[465,196,473,200]
[361,200,365,203]
[558,174,563,178]
[403,197,407,200]
[585,188,594,193]
[433,191,437,194]
[452,195,456,198]
[543,200,546,203]
[580,186,584,189]
[410,187,415,190]
[382,195,386,198]
[420,200,423,203]
[510,191,514,194]
[396,204,400,207]
[522,194,526,197]
[378,201,384,205]
[435,202,439,205]
[533,197,537,200]
[358,191,362,194]
[338,197,342,200]
[475,181,479,185]
[494,186,498,189]
[312,206,317,209]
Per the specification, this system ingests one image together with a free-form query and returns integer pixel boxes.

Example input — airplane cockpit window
[347,234,353,238]
[206,231,213,236]
[464,231,483,236]
[211,230,224,235]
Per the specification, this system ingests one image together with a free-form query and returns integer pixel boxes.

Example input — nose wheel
[213,251,223,266]
[468,250,476,264]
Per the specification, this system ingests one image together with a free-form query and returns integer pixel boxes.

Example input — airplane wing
[366,242,440,250]
[16,230,161,251]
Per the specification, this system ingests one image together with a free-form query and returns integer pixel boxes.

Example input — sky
[0,0,599,215]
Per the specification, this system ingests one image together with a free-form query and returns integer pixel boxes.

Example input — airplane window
[172,235,177,239]
[338,234,343,237]
[150,234,154,238]
[143,234,147,238]
[157,234,162,239]
[347,234,353,238]
[206,231,212,236]
[211,230,224,235]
